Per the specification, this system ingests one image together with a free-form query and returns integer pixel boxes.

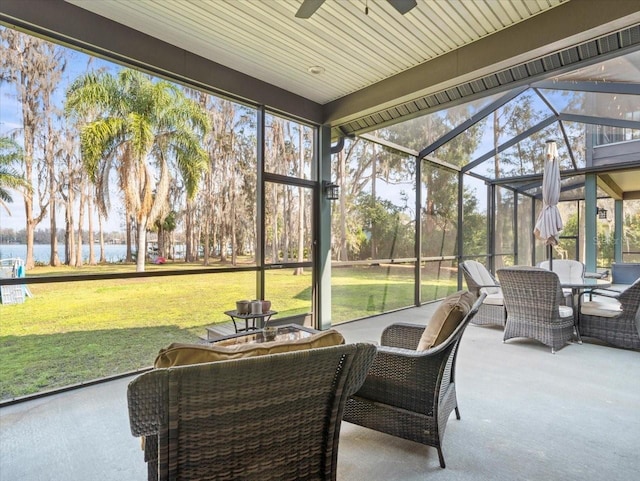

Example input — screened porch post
[614,200,623,263]
[317,124,333,330]
[584,174,598,272]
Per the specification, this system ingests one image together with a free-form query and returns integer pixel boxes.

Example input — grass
[0,262,456,400]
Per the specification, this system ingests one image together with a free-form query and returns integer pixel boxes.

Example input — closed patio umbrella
[534,140,563,268]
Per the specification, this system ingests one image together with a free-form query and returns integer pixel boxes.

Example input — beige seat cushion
[558,305,574,318]
[154,329,345,368]
[417,290,475,351]
[539,260,585,284]
[483,292,504,306]
[581,301,622,318]
[464,261,500,295]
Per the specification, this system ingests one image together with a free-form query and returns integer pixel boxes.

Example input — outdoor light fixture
[596,207,608,220]
[323,181,339,201]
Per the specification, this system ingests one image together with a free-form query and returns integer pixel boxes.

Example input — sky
[0,34,123,233]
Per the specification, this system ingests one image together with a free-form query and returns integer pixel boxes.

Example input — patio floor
[1,303,639,481]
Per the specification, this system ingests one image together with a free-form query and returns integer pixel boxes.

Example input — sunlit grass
[0,263,456,400]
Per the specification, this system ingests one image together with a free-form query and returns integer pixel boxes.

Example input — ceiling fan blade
[387,0,417,15]
[295,0,326,19]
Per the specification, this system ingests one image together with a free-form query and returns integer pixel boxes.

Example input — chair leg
[455,406,461,420]
[437,448,446,469]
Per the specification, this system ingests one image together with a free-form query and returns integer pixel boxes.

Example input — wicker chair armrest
[127,370,167,438]
[343,343,378,397]
[354,345,444,413]
[463,281,499,297]
[381,323,425,349]
[367,346,445,382]
[618,280,640,309]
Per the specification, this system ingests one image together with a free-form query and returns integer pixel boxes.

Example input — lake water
[0,243,128,264]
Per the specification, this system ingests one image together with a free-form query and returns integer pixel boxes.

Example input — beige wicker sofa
[128,341,376,481]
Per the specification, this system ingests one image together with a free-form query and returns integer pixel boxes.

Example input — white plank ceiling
[66,0,568,104]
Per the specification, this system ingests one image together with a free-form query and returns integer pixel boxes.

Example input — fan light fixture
[296,0,416,18]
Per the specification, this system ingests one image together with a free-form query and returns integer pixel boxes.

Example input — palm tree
[65,69,210,271]
[0,137,30,215]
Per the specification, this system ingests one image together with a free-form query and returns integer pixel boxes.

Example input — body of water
[0,243,128,264]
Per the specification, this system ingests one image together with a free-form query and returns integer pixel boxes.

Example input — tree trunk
[231,168,238,266]
[22,94,37,270]
[272,186,279,263]
[75,180,85,267]
[158,225,166,258]
[295,188,305,275]
[185,200,194,262]
[220,231,228,263]
[65,175,76,266]
[48,188,60,266]
[43,88,60,267]
[136,218,147,272]
[203,219,210,266]
[88,188,96,265]
[294,128,305,275]
[125,215,133,262]
[98,214,106,263]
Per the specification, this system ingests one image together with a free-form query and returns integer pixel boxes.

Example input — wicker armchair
[343,294,484,469]
[580,279,640,349]
[460,260,506,327]
[128,343,376,481]
[497,266,575,353]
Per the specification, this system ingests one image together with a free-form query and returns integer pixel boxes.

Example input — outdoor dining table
[560,278,611,343]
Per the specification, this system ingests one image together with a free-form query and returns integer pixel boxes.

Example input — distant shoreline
[0,243,128,263]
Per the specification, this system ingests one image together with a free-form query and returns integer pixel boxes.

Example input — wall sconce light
[596,207,607,220]
[323,181,339,201]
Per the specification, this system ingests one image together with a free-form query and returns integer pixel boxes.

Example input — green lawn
[1,263,456,400]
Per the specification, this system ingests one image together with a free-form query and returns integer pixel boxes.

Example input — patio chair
[497,266,575,353]
[539,259,584,305]
[343,291,484,469]
[580,278,640,349]
[460,260,506,327]
[539,259,585,284]
[128,343,376,481]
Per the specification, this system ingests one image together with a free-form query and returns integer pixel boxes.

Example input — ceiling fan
[296,0,417,18]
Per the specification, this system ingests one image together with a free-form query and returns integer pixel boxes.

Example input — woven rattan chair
[539,259,585,305]
[580,279,640,349]
[460,260,506,327]
[497,266,575,353]
[128,343,376,481]
[342,294,484,469]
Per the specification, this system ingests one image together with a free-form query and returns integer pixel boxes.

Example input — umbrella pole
[548,244,553,270]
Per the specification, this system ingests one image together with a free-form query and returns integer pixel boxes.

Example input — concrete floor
[2,303,639,481]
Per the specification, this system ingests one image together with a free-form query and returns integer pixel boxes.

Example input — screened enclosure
[1,19,639,400]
